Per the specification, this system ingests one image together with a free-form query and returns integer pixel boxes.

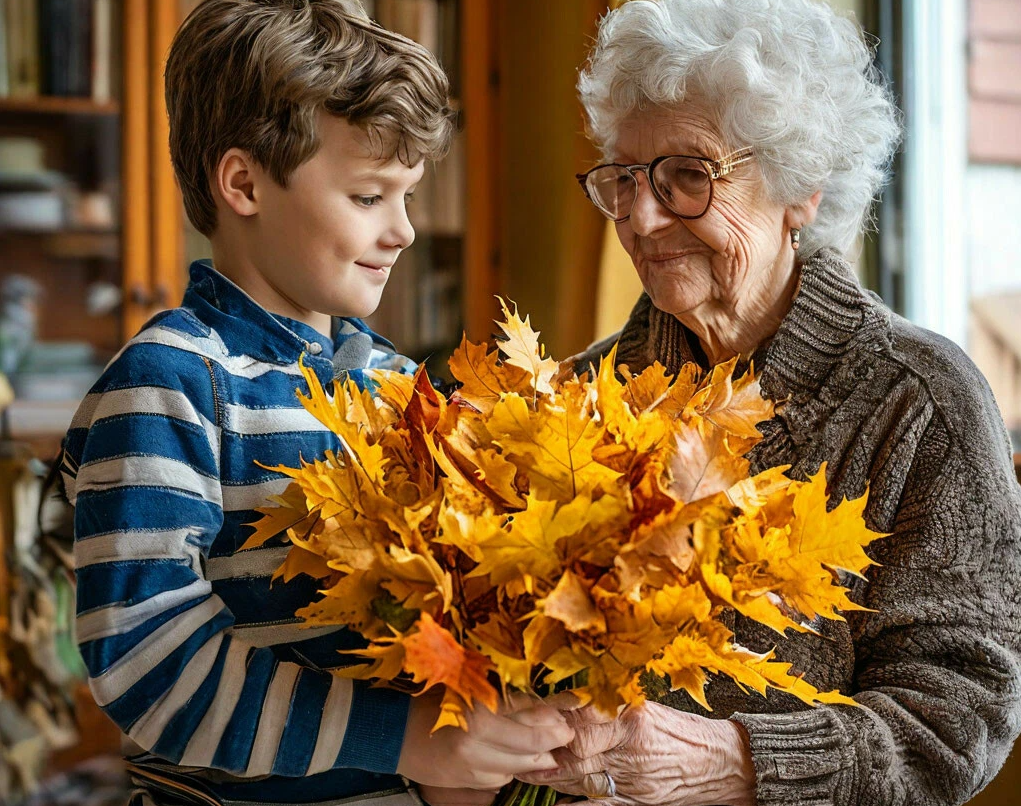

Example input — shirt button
[308,342,323,356]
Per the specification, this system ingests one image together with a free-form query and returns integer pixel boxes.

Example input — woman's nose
[627,170,677,237]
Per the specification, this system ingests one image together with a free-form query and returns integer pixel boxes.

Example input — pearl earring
[791,228,801,250]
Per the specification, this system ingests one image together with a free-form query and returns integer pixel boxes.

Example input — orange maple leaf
[402,613,500,732]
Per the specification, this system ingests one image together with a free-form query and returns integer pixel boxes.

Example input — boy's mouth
[355,262,390,274]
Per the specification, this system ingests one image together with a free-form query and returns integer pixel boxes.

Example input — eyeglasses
[576,148,754,222]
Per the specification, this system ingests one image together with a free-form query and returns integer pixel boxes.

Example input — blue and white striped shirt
[63,261,419,803]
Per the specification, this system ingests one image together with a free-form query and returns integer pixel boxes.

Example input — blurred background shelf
[0,96,120,115]
[1,228,120,260]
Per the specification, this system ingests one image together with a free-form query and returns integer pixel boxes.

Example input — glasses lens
[651,157,712,218]
[585,166,637,220]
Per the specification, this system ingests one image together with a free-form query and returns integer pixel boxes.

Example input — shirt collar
[181,260,403,380]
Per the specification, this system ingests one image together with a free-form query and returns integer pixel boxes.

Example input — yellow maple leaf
[540,570,607,633]
[490,392,620,500]
[380,544,453,614]
[298,568,388,636]
[365,368,417,412]
[746,654,857,707]
[651,583,713,628]
[522,615,568,667]
[272,543,334,584]
[684,359,773,442]
[619,362,674,411]
[333,635,407,681]
[469,613,531,690]
[466,493,563,586]
[788,465,883,579]
[241,484,313,551]
[495,298,560,398]
[668,420,750,503]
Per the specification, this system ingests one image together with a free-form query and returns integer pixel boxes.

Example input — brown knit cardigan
[571,249,1021,806]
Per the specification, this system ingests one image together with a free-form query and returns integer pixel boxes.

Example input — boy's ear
[784,189,823,230]
[215,148,260,217]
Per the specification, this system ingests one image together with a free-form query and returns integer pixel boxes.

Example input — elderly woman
[519,1,1021,805]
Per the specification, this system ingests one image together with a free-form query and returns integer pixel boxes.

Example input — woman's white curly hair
[577,0,902,257]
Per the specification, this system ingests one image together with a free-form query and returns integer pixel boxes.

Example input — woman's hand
[397,692,574,791]
[518,701,756,806]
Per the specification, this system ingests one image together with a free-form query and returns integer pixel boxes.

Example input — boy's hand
[397,692,574,790]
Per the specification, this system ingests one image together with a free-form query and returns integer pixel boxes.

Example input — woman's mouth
[641,250,701,265]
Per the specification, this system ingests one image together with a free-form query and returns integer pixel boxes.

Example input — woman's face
[611,102,794,320]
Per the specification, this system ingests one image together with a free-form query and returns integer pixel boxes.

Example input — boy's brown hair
[165,0,456,236]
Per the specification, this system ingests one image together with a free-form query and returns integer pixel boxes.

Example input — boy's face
[239,113,424,323]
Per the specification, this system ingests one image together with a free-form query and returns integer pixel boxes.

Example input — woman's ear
[214,148,260,218]
[785,190,823,230]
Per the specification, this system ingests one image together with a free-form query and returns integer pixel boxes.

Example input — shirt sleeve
[731,390,1021,805]
[67,341,410,778]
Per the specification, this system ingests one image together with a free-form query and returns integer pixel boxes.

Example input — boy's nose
[388,205,416,250]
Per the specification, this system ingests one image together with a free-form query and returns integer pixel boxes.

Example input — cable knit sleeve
[733,352,1021,806]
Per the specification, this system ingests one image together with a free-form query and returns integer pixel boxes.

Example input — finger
[523,770,617,799]
[501,692,574,728]
[472,711,574,754]
[563,704,619,729]
[567,720,628,759]
[505,703,573,729]
[516,749,608,787]
[462,743,561,778]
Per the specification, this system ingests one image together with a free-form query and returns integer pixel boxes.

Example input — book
[23,0,38,93]
[39,0,68,95]
[71,0,92,96]
[40,0,91,96]
[0,0,8,96]
[91,0,112,102]
[5,0,37,97]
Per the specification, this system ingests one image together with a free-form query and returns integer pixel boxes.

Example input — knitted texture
[572,249,1021,806]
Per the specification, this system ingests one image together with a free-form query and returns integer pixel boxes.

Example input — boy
[61,2,572,804]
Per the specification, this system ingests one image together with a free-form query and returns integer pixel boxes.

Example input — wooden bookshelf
[1,228,120,258]
[1,1,187,781]
[0,96,120,115]
[0,0,184,349]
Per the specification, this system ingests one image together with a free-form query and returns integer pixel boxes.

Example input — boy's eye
[355,195,382,207]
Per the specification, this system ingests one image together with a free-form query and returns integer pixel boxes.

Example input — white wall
[966,164,1021,298]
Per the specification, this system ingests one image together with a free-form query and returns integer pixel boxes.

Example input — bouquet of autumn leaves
[244,301,883,733]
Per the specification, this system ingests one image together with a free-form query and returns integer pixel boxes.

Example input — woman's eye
[356,195,382,207]
[405,192,416,204]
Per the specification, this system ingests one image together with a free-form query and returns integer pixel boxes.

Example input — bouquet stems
[493,780,559,806]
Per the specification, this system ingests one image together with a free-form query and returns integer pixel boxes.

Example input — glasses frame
[576,147,755,222]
